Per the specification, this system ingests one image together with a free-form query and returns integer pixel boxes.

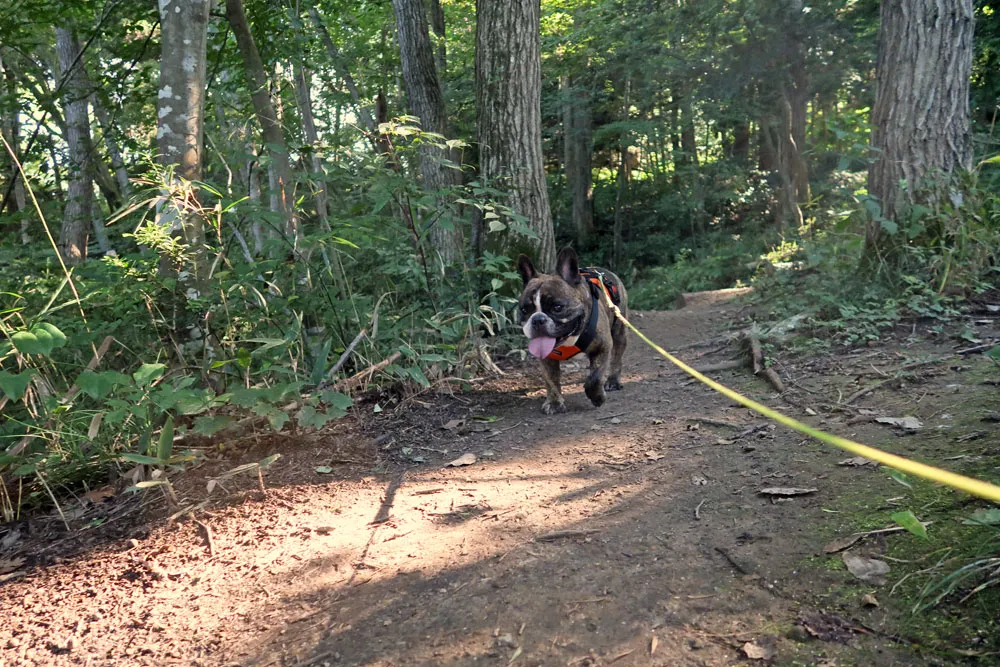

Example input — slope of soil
[1,295,998,666]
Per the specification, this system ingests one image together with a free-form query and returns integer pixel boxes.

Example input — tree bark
[226,0,298,246]
[866,0,974,254]
[55,27,92,266]
[157,0,211,288]
[393,0,464,263]
[563,76,594,244]
[476,0,556,271]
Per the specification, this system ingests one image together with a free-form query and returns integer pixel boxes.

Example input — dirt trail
[1,296,969,666]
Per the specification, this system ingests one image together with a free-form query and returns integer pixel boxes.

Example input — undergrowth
[0,123,529,514]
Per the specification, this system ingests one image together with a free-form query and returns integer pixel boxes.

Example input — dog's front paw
[584,380,606,407]
[604,378,623,391]
[541,400,567,415]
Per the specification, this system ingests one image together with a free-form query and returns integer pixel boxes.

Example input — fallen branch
[534,529,601,542]
[332,351,402,392]
[841,355,954,406]
[746,326,785,393]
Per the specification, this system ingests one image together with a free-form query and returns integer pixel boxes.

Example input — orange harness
[546,269,620,361]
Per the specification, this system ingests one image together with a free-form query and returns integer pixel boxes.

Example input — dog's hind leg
[605,319,627,391]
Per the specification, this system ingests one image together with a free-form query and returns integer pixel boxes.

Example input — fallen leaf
[0,557,25,575]
[842,552,890,585]
[610,417,622,424]
[445,453,477,467]
[875,416,923,431]
[963,508,1000,526]
[805,407,818,416]
[857,408,880,416]
[315,465,334,474]
[861,593,880,608]
[650,635,659,655]
[652,418,665,425]
[82,486,115,503]
[742,640,776,660]
[823,534,863,554]
[838,456,876,467]
[759,487,818,496]
[507,645,522,664]
[442,419,465,431]
[645,450,664,461]
[691,474,708,486]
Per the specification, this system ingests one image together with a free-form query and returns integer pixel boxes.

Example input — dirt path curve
[1,298,923,666]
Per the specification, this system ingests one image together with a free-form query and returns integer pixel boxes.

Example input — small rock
[496,633,517,648]
[861,593,880,608]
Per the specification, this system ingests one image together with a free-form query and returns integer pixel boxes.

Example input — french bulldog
[518,247,628,414]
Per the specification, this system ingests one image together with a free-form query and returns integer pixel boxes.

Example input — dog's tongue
[528,336,557,359]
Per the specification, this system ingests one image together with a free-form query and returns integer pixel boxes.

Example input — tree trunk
[476,0,556,271]
[156,0,211,289]
[866,0,974,254]
[563,76,594,245]
[613,78,631,271]
[392,0,464,263]
[226,0,298,246]
[55,27,92,266]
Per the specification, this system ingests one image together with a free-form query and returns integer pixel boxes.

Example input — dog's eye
[552,304,564,313]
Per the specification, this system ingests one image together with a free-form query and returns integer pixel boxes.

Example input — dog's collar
[545,268,616,361]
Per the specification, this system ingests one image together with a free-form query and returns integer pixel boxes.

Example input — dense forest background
[0,0,998,500]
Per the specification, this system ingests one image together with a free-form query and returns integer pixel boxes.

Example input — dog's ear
[556,247,581,286]
[517,254,538,285]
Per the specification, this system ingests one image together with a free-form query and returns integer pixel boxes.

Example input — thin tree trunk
[0,55,30,243]
[91,93,130,197]
[307,7,376,134]
[563,76,594,244]
[426,0,448,78]
[613,77,630,270]
[392,0,463,263]
[156,0,212,289]
[226,0,298,246]
[476,0,556,271]
[866,0,974,255]
[55,27,92,266]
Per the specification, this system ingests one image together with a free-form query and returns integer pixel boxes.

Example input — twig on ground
[194,519,216,556]
[695,499,706,520]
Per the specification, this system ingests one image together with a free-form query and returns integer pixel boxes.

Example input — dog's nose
[529,313,548,326]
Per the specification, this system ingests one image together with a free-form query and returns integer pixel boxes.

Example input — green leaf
[193,415,234,436]
[259,453,280,468]
[298,405,332,430]
[319,390,353,410]
[488,219,507,233]
[315,465,333,474]
[76,370,131,400]
[491,278,503,291]
[887,468,913,489]
[10,331,50,356]
[120,453,164,465]
[963,509,1000,526]
[986,345,1000,363]
[157,416,175,461]
[134,480,170,489]
[230,386,262,407]
[35,323,67,348]
[133,363,166,388]
[310,337,334,387]
[0,370,33,401]
[890,510,928,539]
[880,219,899,235]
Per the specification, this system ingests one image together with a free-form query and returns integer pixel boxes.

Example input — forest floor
[2,291,999,667]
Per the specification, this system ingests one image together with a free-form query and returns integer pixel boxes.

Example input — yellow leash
[604,295,1000,503]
